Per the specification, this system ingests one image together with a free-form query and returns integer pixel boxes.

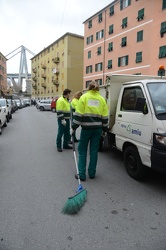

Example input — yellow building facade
[0,52,7,96]
[31,32,84,100]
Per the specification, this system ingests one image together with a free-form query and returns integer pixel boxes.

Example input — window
[158,45,166,58]
[162,0,166,10]
[121,87,144,111]
[86,35,93,45]
[86,81,91,88]
[96,79,102,85]
[88,51,91,59]
[97,47,101,55]
[160,21,166,37]
[136,52,142,63]
[137,8,144,21]
[95,63,103,72]
[98,13,102,23]
[88,20,92,28]
[121,37,127,47]
[118,55,128,67]
[122,17,128,28]
[108,42,113,52]
[120,0,131,10]
[86,65,93,74]
[109,24,114,34]
[137,30,143,42]
[96,30,104,40]
[107,60,112,69]
[110,6,114,16]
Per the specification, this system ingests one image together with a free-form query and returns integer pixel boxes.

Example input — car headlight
[153,133,166,150]
[155,135,166,145]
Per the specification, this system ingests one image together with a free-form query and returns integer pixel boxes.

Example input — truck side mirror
[135,97,147,114]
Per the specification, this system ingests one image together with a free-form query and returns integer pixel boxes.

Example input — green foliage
[62,189,87,215]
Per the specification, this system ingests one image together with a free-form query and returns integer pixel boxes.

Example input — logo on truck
[121,124,141,136]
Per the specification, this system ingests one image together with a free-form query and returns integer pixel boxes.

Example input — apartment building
[31,32,84,100]
[83,0,166,88]
[0,52,7,96]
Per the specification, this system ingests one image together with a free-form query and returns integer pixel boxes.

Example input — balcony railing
[41,73,46,78]
[41,82,46,88]
[41,63,47,69]
[52,57,60,63]
[52,68,59,74]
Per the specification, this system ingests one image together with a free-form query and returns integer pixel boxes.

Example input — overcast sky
[0,0,113,73]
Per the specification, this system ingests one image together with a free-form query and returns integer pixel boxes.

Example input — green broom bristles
[62,189,87,215]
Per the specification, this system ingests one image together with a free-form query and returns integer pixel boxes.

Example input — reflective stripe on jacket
[72,90,108,130]
[56,96,70,120]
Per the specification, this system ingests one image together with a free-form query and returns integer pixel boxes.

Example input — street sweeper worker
[56,88,72,152]
[72,81,108,181]
[71,91,82,142]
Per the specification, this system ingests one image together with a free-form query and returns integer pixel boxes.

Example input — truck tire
[98,136,104,152]
[124,146,147,180]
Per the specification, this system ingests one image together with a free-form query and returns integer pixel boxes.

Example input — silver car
[38,100,52,111]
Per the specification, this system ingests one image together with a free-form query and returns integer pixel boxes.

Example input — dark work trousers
[56,119,70,149]
[78,128,102,179]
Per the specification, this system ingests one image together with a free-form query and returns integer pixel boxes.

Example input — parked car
[15,99,22,109]
[23,99,31,107]
[38,100,52,111]
[0,105,7,134]
[7,99,15,114]
[51,97,58,112]
[0,98,12,122]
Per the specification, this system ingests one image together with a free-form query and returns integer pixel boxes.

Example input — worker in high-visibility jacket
[56,88,72,152]
[72,82,108,181]
[70,91,82,142]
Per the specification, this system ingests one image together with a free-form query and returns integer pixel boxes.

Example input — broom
[61,122,87,214]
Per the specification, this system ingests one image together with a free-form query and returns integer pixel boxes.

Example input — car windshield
[0,99,6,106]
[147,82,166,117]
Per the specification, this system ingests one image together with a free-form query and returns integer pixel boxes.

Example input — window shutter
[128,0,131,6]
[96,32,98,40]
[118,58,121,67]
[126,56,129,65]
[120,0,123,10]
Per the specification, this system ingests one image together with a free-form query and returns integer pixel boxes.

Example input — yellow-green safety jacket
[71,98,79,112]
[72,90,108,130]
[56,95,71,120]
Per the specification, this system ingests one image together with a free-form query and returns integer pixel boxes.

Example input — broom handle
[70,105,81,185]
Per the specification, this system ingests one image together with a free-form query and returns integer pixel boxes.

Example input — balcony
[52,79,59,85]
[32,76,37,81]
[52,68,59,74]
[32,68,37,73]
[41,73,46,78]
[52,57,60,63]
[41,82,46,88]
[32,84,37,90]
[41,63,47,69]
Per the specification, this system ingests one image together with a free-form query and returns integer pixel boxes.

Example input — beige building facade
[83,0,166,88]
[0,52,7,96]
[31,32,84,100]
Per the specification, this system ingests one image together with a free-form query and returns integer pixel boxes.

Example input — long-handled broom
[61,107,87,214]
[61,131,87,214]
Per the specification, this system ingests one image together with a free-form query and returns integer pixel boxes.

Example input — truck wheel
[98,136,104,152]
[52,108,56,113]
[124,146,147,180]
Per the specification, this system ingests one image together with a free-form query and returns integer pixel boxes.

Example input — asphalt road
[0,106,166,250]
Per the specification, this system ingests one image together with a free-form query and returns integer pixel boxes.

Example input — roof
[30,32,84,60]
[83,0,117,24]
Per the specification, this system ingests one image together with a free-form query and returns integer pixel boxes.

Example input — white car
[0,98,12,123]
[0,105,7,135]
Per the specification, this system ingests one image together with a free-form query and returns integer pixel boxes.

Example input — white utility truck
[99,74,166,180]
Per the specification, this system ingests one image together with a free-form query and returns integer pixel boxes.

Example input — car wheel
[52,108,56,113]
[6,114,10,122]
[40,106,44,111]
[3,120,7,127]
[124,146,147,180]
